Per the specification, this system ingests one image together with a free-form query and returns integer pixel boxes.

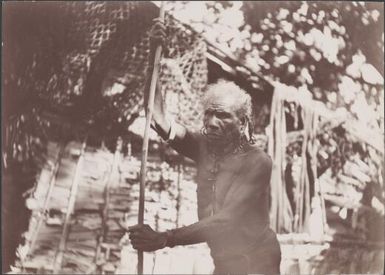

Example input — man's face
[203,95,244,144]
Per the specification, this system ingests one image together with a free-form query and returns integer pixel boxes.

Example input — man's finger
[150,31,166,40]
[132,244,153,252]
[128,224,153,233]
[128,231,140,238]
[128,224,145,230]
[130,239,154,247]
[127,224,143,232]
[152,21,166,29]
[128,231,149,238]
[151,36,165,45]
[129,233,153,241]
[138,244,158,252]
[130,239,147,245]
[150,24,166,34]
[131,244,146,251]
[152,17,165,24]
[151,30,166,37]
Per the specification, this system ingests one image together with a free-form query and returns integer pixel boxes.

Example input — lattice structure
[4,1,208,164]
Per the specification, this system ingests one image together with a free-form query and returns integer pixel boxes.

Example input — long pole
[138,3,165,274]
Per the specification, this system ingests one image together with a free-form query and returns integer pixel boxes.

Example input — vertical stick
[267,91,278,231]
[138,3,165,274]
[311,113,328,235]
[176,161,183,228]
[28,142,66,257]
[103,137,122,240]
[53,138,87,274]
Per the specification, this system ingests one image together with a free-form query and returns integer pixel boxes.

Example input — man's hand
[149,18,166,53]
[128,224,168,252]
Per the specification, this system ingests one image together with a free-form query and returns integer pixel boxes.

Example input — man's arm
[128,152,272,251]
[144,73,200,161]
[144,19,200,161]
[144,72,170,139]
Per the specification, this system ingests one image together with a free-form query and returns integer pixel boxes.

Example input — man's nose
[207,124,220,131]
[206,116,220,131]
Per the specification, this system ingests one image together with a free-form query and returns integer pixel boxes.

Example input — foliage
[241,2,383,130]
[167,1,384,132]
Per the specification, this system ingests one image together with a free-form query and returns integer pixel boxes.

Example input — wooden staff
[138,3,165,274]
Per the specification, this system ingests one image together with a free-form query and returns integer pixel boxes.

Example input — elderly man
[128,20,281,274]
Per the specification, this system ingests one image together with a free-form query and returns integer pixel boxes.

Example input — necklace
[206,137,247,178]
[205,137,248,214]
[208,136,247,158]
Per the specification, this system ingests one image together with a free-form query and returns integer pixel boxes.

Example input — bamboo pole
[102,137,122,240]
[27,142,66,258]
[267,91,278,231]
[95,137,123,273]
[278,98,285,232]
[311,113,328,235]
[176,161,183,228]
[138,3,165,274]
[175,89,182,228]
[53,138,87,274]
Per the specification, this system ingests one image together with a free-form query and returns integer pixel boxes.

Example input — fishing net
[4,1,207,163]
[4,0,210,180]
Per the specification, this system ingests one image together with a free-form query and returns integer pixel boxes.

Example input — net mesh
[5,1,207,133]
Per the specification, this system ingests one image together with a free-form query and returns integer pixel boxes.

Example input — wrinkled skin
[203,96,245,147]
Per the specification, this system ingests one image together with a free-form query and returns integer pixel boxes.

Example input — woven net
[5,1,207,135]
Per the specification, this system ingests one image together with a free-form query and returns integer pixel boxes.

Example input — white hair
[202,79,253,121]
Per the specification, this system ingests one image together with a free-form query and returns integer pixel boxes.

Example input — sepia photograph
[2,1,384,274]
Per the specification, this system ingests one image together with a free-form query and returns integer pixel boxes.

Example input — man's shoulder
[244,144,272,171]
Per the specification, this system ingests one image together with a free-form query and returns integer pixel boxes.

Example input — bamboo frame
[268,90,295,233]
